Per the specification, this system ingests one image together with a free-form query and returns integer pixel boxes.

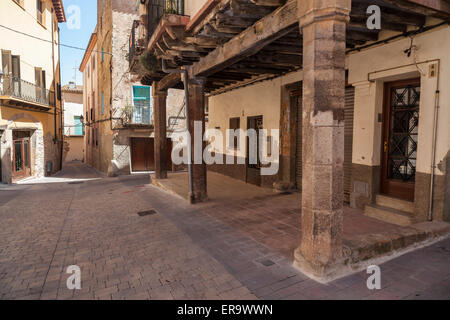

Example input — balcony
[0,75,55,111]
[129,0,186,79]
[122,102,153,128]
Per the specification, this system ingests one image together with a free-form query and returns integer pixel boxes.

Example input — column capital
[189,76,207,87]
[298,0,351,29]
[152,81,168,98]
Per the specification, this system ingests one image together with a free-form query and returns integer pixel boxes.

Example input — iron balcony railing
[147,0,184,39]
[130,1,185,68]
[124,102,152,126]
[0,74,55,107]
[129,20,140,67]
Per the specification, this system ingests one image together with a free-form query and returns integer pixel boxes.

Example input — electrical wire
[0,24,114,56]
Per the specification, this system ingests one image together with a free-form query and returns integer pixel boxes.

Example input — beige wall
[184,0,208,17]
[64,136,84,162]
[82,40,99,169]
[349,24,450,177]
[0,0,59,88]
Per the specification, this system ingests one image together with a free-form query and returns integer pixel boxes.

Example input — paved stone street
[0,162,449,300]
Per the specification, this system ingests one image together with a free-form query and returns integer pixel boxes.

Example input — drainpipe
[58,25,63,171]
[51,8,57,144]
[429,60,441,221]
[161,59,194,202]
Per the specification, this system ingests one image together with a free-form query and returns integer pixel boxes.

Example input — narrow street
[0,162,449,300]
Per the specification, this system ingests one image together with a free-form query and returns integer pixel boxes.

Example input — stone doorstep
[294,221,450,284]
[341,221,450,274]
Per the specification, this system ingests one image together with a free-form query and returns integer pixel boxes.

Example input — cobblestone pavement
[0,162,449,300]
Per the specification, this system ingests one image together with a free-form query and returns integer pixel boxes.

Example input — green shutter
[133,86,151,101]
[74,116,83,136]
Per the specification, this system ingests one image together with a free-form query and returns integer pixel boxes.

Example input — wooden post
[153,82,168,180]
[188,76,208,203]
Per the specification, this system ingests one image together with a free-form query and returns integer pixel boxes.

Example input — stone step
[376,194,414,214]
[364,204,414,226]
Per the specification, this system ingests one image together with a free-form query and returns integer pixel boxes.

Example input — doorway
[246,116,263,186]
[131,138,155,172]
[130,137,173,172]
[381,78,420,201]
[12,131,32,181]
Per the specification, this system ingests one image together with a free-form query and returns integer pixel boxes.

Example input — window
[101,91,104,115]
[1,50,12,75]
[132,86,151,124]
[228,117,241,149]
[92,54,96,71]
[37,0,45,26]
[34,67,46,102]
[101,48,104,62]
[73,116,83,136]
[96,128,98,146]
[92,92,96,116]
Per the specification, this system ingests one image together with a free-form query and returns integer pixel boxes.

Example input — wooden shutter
[11,56,20,79]
[35,68,40,87]
[293,92,302,191]
[344,86,355,202]
[229,117,240,149]
[2,50,12,75]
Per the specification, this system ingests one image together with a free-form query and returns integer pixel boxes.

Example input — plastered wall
[349,25,450,177]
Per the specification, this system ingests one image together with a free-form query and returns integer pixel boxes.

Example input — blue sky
[60,0,97,86]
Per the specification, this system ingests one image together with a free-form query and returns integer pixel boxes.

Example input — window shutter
[41,70,46,90]
[11,56,20,79]
[2,50,12,75]
[35,68,41,87]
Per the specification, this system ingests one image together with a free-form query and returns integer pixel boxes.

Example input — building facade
[62,82,84,162]
[80,0,185,176]
[133,0,450,280]
[0,0,65,183]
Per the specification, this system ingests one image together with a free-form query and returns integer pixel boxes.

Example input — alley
[0,162,449,300]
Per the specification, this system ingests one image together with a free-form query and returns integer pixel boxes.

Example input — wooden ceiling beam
[191,0,298,78]
[351,4,426,26]
[250,0,286,6]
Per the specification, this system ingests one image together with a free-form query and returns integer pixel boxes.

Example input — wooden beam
[250,0,286,6]
[384,0,450,17]
[351,3,426,26]
[157,73,182,91]
[191,0,298,77]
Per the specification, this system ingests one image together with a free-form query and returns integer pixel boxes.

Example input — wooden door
[381,78,420,201]
[246,116,263,186]
[13,138,31,180]
[290,90,303,190]
[131,138,154,172]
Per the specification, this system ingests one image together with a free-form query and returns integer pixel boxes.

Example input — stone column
[188,76,208,203]
[294,0,350,281]
[153,82,168,180]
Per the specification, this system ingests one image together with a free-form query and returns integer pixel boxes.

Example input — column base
[293,247,345,284]
[189,191,208,204]
[154,172,168,180]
